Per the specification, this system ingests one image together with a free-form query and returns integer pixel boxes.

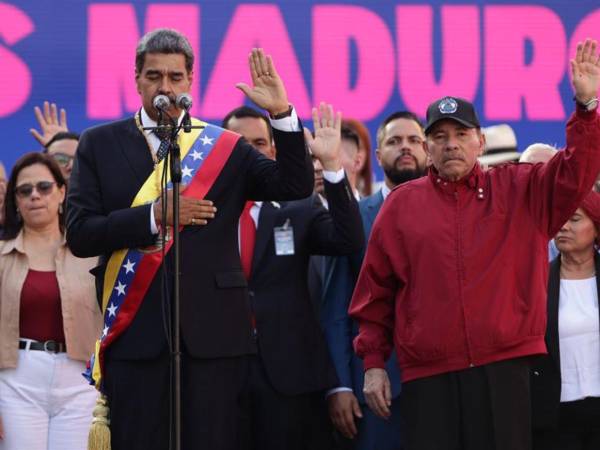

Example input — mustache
[394,153,417,166]
[442,153,466,163]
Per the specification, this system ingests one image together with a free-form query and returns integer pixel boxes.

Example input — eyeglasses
[14,181,57,198]
[50,152,74,168]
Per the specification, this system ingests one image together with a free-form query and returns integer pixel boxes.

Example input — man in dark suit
[321,112,428,449]
[307,125,364,316]
[222,103,364,450]
[66,29,328,450]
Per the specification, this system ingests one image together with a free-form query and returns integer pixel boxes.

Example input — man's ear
[375,148,382,166]
[478,132,486,157]
[135,70,141,94]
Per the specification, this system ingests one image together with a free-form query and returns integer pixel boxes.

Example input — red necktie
[240,201,256,279]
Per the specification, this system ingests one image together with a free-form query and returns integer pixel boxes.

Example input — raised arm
[305,103,364,254]
[526,38,600,237]
[29,101,69,147]
[239,49,314,200]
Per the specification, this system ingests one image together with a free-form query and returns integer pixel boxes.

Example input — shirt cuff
[326,387,353,398]
[269,107,300,132]
[322,169,345,184]
[149,203,158,235]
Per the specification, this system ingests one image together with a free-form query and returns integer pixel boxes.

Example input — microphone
[176,93,193,133]
[176,93,193,111]
[153,94,171,112]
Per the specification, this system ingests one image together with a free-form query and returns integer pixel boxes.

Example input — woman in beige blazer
[0,152,102,450]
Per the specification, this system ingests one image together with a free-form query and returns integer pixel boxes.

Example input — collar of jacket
[428,164,486,197]
[0,229,66,255]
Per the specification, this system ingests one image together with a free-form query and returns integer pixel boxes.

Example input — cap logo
[439,97,458,114]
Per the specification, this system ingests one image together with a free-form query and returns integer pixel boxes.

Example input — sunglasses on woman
[14,181,56,198]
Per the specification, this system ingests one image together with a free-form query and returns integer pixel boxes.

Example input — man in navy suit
[222,103,364,450]
[321,111,428,449]
[67,29,320,450]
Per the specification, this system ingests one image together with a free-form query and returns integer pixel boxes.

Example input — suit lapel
[116,118,155,185]
[251,202,279,277]
[546,257,561,369]
[363,190,384,237]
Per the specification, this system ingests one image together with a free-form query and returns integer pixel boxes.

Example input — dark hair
[135,28,194,74]
[376,111,424,148]
[222,106,273,142]
[343,119,373,196]
[2,152,67,240]
[44,131,80,151]
[341,126,360,149]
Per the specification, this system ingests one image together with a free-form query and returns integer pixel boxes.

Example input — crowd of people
[0,28,599,450]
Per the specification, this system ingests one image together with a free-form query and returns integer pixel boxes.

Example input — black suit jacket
[249,178,364,395]
[66,117,312,361]
[530,254,600,429]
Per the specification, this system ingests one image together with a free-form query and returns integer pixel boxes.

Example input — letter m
[87,4,199,119]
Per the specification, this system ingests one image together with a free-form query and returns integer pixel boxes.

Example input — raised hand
[571,38,600,104]
[236,48,289,116]
[303,102,342,172]
[29,101,69,146]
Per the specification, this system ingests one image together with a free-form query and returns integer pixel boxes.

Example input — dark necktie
[153,132,170,163]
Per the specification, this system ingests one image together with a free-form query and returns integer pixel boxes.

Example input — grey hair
[135,28,194,74]
[519,143,558,163]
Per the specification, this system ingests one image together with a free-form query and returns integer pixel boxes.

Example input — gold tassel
[88,394,111,450]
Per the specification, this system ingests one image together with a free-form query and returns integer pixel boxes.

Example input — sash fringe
[88,394,110,450]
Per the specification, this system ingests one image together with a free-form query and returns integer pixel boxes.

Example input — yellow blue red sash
[84,118,240,391]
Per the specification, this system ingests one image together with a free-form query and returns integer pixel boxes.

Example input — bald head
[519,143,558,164]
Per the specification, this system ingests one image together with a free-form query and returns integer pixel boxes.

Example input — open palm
[571,39,600,102]
[304,103,342,171]
[236,48,289,115]
[29,101,69,146]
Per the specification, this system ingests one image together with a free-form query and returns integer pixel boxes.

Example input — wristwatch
[574,96,599,112]
[269,104,293,119]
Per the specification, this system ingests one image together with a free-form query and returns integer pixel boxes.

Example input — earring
[59,203,64,214]
[16,208,21,222]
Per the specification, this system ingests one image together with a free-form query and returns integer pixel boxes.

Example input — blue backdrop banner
[1,0,599,177]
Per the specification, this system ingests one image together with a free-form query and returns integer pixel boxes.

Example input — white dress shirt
[558,276,600,402]
[381,182,392,200]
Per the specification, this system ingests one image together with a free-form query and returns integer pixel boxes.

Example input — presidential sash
[84,119,240,391]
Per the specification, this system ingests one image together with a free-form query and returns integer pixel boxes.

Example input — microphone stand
[142,108,200,450]
[168,115,183,450]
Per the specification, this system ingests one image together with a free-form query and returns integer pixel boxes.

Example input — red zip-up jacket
[349,109,600,383]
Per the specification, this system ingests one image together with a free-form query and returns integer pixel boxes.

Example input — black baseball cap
[424,97,480,134]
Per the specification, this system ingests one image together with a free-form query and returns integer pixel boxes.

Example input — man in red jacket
[349,39,600,450]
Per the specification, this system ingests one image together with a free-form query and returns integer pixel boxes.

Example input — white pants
[0,349,98,450]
